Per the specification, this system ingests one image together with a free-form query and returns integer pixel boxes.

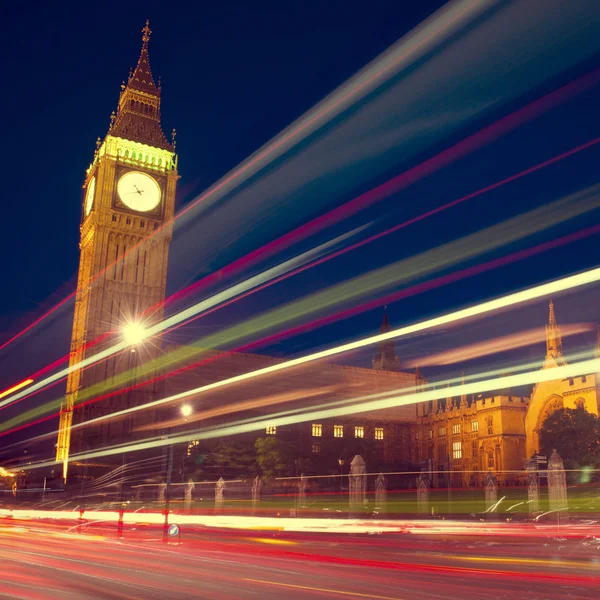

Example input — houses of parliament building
[54,22,600,485]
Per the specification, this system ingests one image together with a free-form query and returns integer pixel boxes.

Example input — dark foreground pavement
[0,519,598,599]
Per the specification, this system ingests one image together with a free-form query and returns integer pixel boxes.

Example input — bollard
[117,508,124,539]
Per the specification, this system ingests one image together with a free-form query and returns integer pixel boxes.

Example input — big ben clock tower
[56,21,178,480]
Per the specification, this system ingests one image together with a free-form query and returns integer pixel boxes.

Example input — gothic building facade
[56,23,599,486]
[409,301,600,487]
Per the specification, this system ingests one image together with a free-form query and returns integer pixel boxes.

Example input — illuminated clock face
[117,171,161,212]
[84,176,96,216]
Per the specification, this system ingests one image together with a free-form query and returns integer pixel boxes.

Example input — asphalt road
[0,520,598,599]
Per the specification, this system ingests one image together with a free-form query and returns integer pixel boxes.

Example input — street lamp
[122,321,148,346]
[338,458,345,495]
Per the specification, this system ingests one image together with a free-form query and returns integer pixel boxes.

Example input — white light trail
[22,356,600,469]
[0,226,365,410]
[67,265,600,431]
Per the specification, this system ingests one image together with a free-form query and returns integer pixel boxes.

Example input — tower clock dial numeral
[85,176,96,216]
[117,171,161,212]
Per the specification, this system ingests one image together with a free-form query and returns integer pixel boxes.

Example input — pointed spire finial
[548,299,557,328]
[142,19,152,46]
[545,299,564,363]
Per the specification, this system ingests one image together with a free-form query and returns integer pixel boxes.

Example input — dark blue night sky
[1,0,600,394]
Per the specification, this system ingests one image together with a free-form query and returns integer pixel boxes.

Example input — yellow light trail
[14,183,599,421]
[0,379,33,401]
[1,347,591,453]
[0,227,364,411]
[62,262,600,436]
[20,356,600,469]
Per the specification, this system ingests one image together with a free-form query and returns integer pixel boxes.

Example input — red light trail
[2,222,598,442]
[1,66,598,356]
[3,128,599,418]
[0,3,476,356]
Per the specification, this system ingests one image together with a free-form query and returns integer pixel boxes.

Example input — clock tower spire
[56,21,179,481]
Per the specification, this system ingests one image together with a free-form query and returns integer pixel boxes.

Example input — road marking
[448,554,596,570]
[244,578,404,599]
[243,537,297,545]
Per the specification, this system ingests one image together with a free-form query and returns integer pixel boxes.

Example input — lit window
[471,420,479,432]
[487,417,493,435]
[374,428,384,440]
[452,441,462,459]
[266,426,276,435]
[355,426,364,439]
[428,429,433,439]
[312,423,322,437]
[312,443,321,455]
[439,427,446,437]
[452,424,461,435]
[334,425,344,438]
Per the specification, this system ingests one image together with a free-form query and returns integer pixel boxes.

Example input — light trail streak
[2,219,599,439]
[133,386,342,432]
[0,228,364,411]
[4,347,589,449]
[159,71,600,315]
[231,222,600,354]
[0,0,490,355]
[57,259,600,441]
[57,357,600,463]
[3,0,598,363]
[9,129,600,417]
[0,379,33,400]
[71,185,600,399]
[404,324,593,367]
[157,133,600,332]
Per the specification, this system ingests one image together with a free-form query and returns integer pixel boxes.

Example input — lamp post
[338,458,345,496]
[120,321,148,505]
[163,404,193,543]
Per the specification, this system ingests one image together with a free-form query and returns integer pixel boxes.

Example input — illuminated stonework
[411,302,600,486]
[88,135,177,176]
[56,21,179,480]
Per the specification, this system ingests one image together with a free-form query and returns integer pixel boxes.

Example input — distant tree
[185,440,257,479]
[212,440,258,478]
[255,437,291,482]
[539,407,600,481]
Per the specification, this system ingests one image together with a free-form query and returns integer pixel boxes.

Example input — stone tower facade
[56,21,178,480]
[372,310,400,372]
